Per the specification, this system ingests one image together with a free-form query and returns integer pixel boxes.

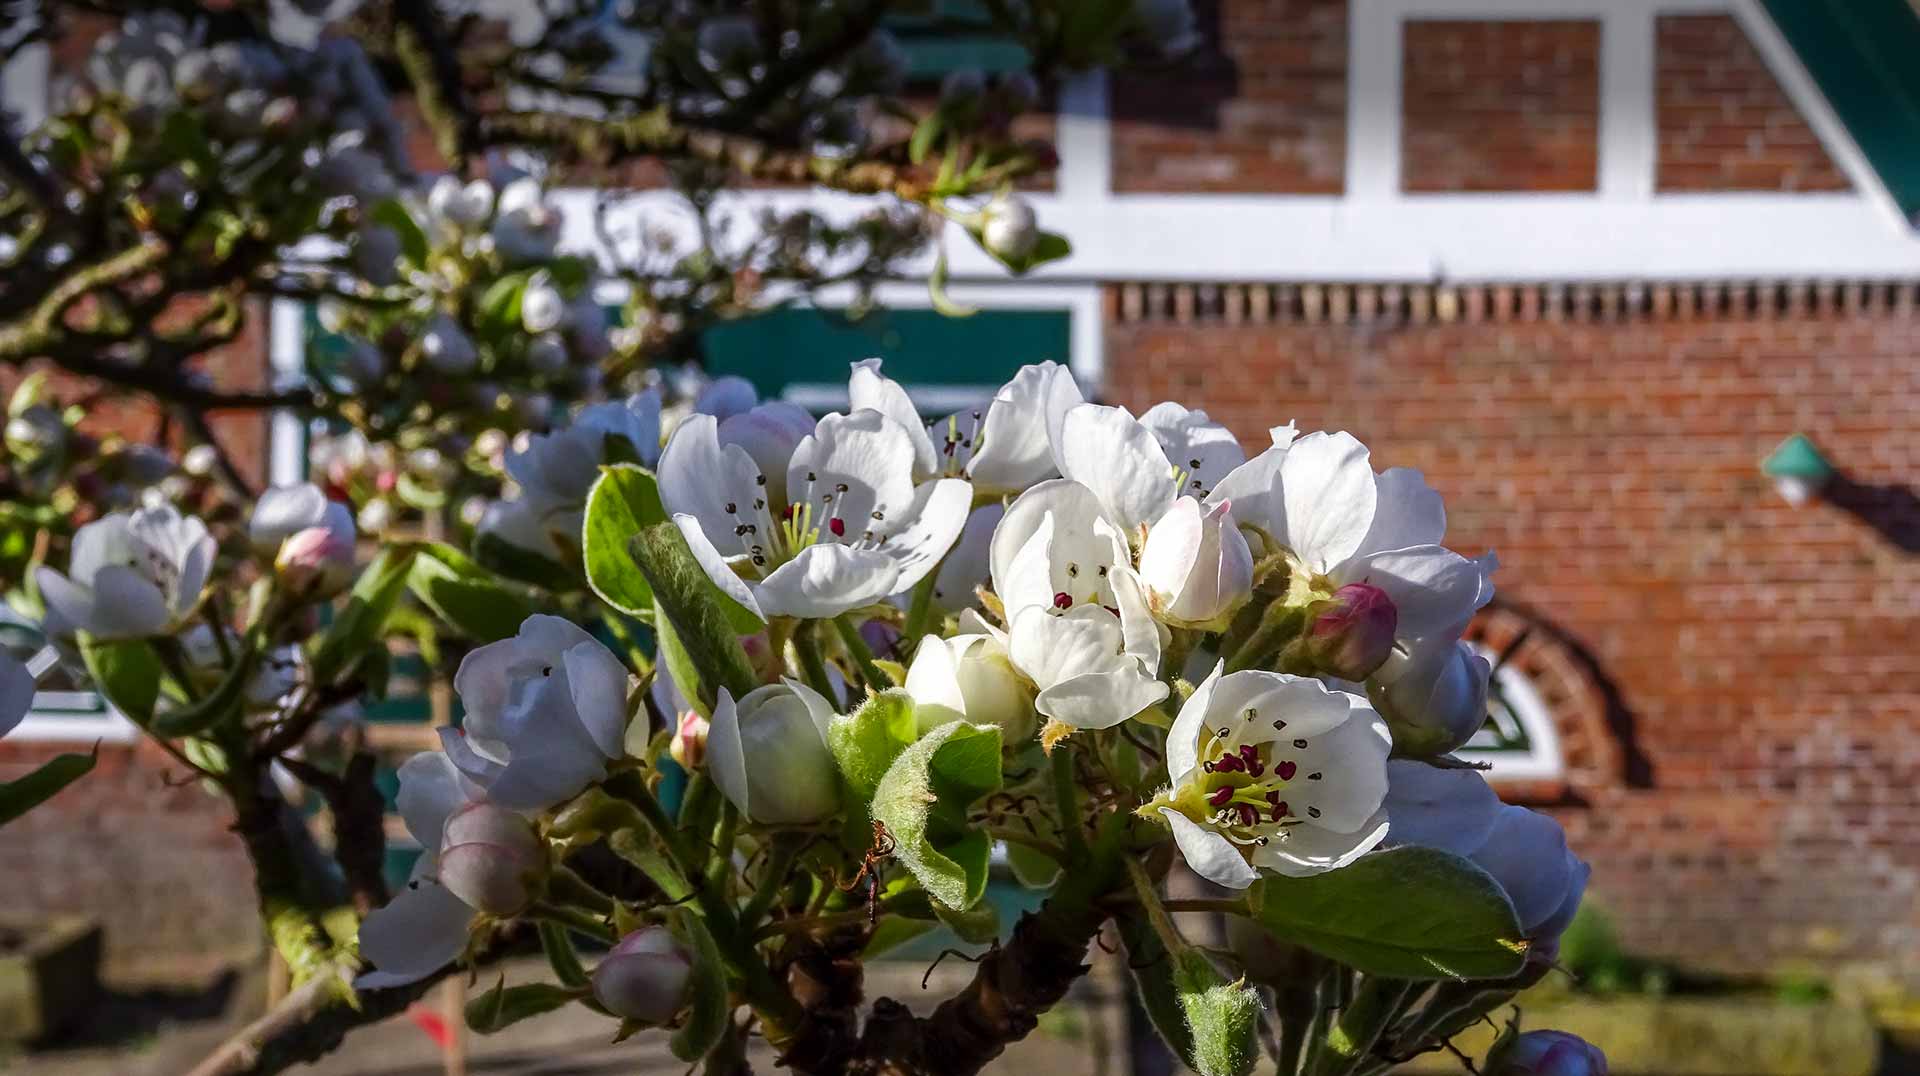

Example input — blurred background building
[4,0,1920,1051]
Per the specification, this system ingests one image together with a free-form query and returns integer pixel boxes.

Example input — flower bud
[521,276,566,334]
[709,682,840,826]
[1369,640,1490,757]
[739,633,784,685]
[436,802,547,917]
[421,314,477,376]
[669,711,708,770]
[905,633,1036,742]
[1488,1030,1608,1076]
[980,194,1039,262]
[1138,497,1255,627]
[591,926,693,1025]
[428,175,494,231]
[275,511,357,598]
[1306,583,1398,681]
[5,406,66,465]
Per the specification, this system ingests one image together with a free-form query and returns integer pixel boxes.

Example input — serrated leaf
[0,747,97,827]
[465,977,582,1033]
[869,720,1002,910]
[667,908,730,1062]
[827,689,918,804]
[1249,847,1527,980]
[76,635,161,723]
[583,465,667,617]
[538,921,589,988]
[311,547,416,686]
[408,542,535,643]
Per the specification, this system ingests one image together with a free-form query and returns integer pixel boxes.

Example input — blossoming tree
[0,3,1606,1076]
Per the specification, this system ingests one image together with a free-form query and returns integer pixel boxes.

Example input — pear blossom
[1136,496,1254,627]
[980,194,1039,261]
[442,615,629,810]
[420,313,478,376]
[1369,639,1492,756]
[1489,1031,1609,1076]
[1306,582,1398,682]
[0,653,34,741]
[435,802,547,916]
[356,751,486,988]
[658,397,971,620]
[930,503,1003,614]
[427,175,495,233]
[1383,761,1590,945]
[250,483,356,597]
[593,927,694,1024]
[1143,663,1391,887]
[708,680,840,826]
[905,632,1036,741]
[482,392,664,562]
[520,275,567,334]
[850,358,1083,493]
[36,505,214,640]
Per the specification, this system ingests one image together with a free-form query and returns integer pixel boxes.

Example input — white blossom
[905,632,1036,741]
[36,505,214,640]
[1145,663,1391,887]
[0,653,34,741]
[1369,640,1492,756]
[1136,496,1254,627]
[708,680,840,826]
[850,358,1083,494]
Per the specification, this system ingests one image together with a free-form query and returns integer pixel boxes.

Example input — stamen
[1207,786,1234,807]
[1053,591,1073,610]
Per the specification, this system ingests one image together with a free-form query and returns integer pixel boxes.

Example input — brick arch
[1464,600,1645,803]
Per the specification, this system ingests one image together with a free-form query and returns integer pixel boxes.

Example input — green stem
[1123,857,1185,957]
[740,839,805,928]
[546,864,615,914]
[529,901,616,943]
[793,627,841,707]
[153,637,203,704]
[832,614,892,691]
[704,802,739,893]
[1050,746,1090,863]
[901,571,939,658]
[1315,977,1414,1076]
[1226,602,1311,673]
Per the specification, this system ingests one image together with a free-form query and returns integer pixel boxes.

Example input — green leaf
[864,915,937,959]
[1172,951,1261,1076]
[667,907,730,1062]
[628,523,760,702]
[653,602,707,718]
[1004,833,1063,890]
[0,747,97,827]
[932,896,1000,944]
[311,547,417,686]
[465,977,583,1033]
[472,529,579,592]
[77,636,162,723]
[827,689,919,804]
[909,112,945,166]
[408,542,536,643]
[869,720,1002,910]
[1119,918,1197,1071]
[150,646,259,738]
[369,198,428,268]
[1249,847,1527,980]
[992,231,1072,276]
[583,465,668,617]
[477,272,531,334]
[538,921,590,989]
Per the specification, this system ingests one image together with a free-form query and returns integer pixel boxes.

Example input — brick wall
[1656,15,1850,193]
[1109,0,1348,193]
[1400,19,1601,193]
[1107,304,1920,981]
[0,739,262,981]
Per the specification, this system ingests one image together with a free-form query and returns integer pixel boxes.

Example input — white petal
[904,635,966,718]
[1161,807,1260,889]
[0,653,33,739]
[848,358,937,481]
[250,484,328,550]
[786,410,918,536]
[1034,668,1168,730]
[355,881,474,988]
[1136,497,1203,603]
[1531,854,1590,941]
[1207,445,1288,552]
[1254,809,1390,877]
[932,503,1002,614]
[563,640,631,760]
[439,726,505,785]
[90,565,172,637]
[968,361,1082,493]
[1167,660,1225,785]
[1264,703,1391,834]
[707,687,750,816]
[671,514,765,623]
[874,478,971,592]
[1140,402,1245,499]
[1470,806,1574,935]
[716,402,814,507]
[1278,431,1378,572]
[694,375,759,420]
[1110,565,1164,672]
[1382,759,1502,857]
[1341,545,1487,644]
[1007,604,1124,690]
[659,415,766,558]
[990,481,1119,616]
[781,675,839,743]
[1356,468,1447,557]
[68,514,137,583]
[755,544,901,619]
[1205,671,1356,744]
[1054,404,1175,530]
[395,752,473,850]
[171,529,215,621]
[34,567,98,636]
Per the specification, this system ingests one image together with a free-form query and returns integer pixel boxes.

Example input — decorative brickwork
[1656,15,1850,193]
[1400,19,1601,193]
[1107,304,1920,979]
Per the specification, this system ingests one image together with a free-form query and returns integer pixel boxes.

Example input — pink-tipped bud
[275,522,356,598]
[669,711,709,771]
[1488,1030,1609,1076]
[739,632,784,684]
[1307,583,1398,681]
[436,802,546,917]
[591,926,693,1024]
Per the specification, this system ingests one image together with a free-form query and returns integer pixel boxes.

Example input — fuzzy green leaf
[0,747,97,827]
[582,465,667,617]
[869,720,1001,910]
[827,689,918,804]
[667,907,730,1062]
[628,523,758,702]
[1173,951,1261,1076]
[1249,847,1527,980]
[538,921,590,989]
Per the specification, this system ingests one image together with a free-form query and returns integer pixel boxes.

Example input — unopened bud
[739,632,784,684]
[436,802,547,917]
[591,926,692,1024]
[276,517,356,598]
[669,711,708,770]
[422,314,478,376]
[979,194,1039,262]
[709,682,840,826]
[1488,1030,1608,1076]
[521,276,566,334]
[1306,583,1398,680]
[905,633,1036,742]
[1370,640,1490,757]
[5,406,66,464]
[1138,497,1255,627]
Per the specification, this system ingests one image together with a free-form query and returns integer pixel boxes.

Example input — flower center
[930,410,987,478]
[719,467,893,577]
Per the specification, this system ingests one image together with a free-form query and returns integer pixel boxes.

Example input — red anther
[1207,786,1235,807]
[1276,760,1298,781]
[829,517,845,537]
[1053,591,1073,610]
[1270,801,1290,822]
[1235,804,1259,827]
[1239,745,1264,777]
[1214,754,1243,773]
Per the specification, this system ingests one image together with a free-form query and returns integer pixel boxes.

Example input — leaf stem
[529,901,616,943]
[793,626,841,708]
[1049,746,1090,863]
[831,614,892,692]
[1313,976,1414,1076]
[740,838,804,928]
[901,571,939,658]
